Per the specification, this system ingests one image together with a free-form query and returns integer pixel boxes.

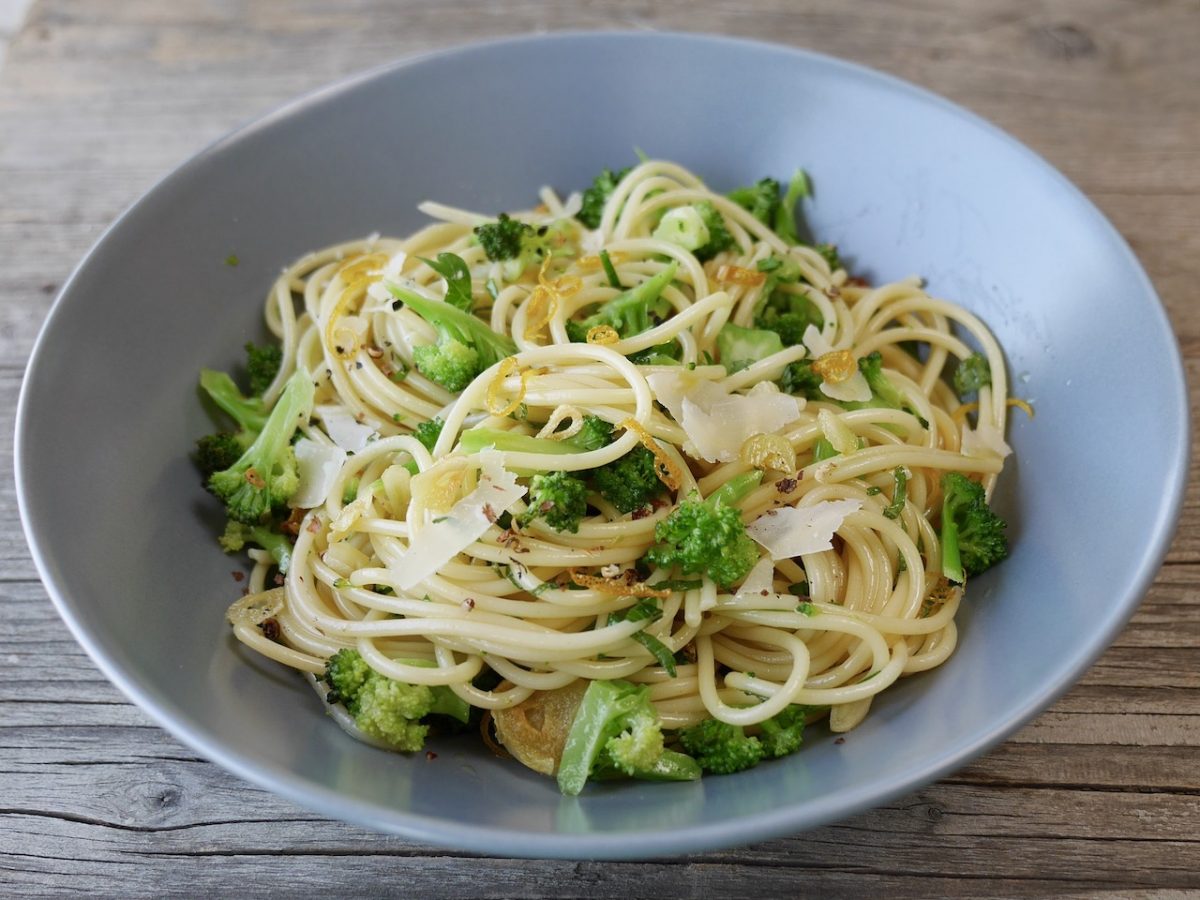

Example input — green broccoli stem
[200,369,268,432]
[250,525,293,573]
[629,748,702,781]
[237,370,312,477]
[705,470,763,509]
[571,260,679,338]
[388,284,517,366]
[941,507,964,585]
[558,680,640,795]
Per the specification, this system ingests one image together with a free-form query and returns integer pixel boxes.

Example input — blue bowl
[15,32,1188,858]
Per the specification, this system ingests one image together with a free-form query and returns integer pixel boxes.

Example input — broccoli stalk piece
[592,446,668,514]
[953,352,992,397]
[388,285,517,393]
[716,323,784,373]
[774,169,811,245]
[244,341,283,396]
[727,177,782,226]
[651,201,735,262]
[199,368,268,434]
[557,679,700,795]
[565,260,679,342]
[218,520,294,573]
[576,166,631,229]
[207,369,314,524]
[519,471,589,533]
[324,649,469,752]
[940,472,1009,584]
[644,471,763,588]
[474,214,577,280]
[856,351,907,409]
[459,414,613,456]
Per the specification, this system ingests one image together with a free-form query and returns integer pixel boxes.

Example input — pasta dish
[195,159,1015,793]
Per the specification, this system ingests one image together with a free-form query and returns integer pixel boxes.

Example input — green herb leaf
[419,252,474,312]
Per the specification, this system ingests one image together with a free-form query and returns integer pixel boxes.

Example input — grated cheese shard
[290,438,348,509]
[316,404,377,453]
[395,451,526,590]
[647,372,802,463]
[961,416,1013,460]
[747,499,863,559]
[733,557,776,601]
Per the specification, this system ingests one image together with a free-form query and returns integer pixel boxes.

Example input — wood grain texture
[1,0,1197,896]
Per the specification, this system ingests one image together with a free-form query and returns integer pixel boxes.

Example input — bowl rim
[15,29,1190,859]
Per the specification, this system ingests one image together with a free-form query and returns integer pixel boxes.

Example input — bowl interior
[16,32,1187,858]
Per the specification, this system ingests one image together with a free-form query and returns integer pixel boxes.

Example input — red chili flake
[307,517,322,534]
[232,571,245,582]
[244,467,266,489]
[846,276,869,287]
[632,506,651,520]
[366,346,384,359]
[481,504,497,524]
[260,618,281,641]
[280,507,306,536]
[274,573,285,586]
[462,598,475,611]
[834,737,846,745]
[425,751,438,761]
[775,477,799,494]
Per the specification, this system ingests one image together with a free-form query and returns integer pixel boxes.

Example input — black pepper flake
[355,361,363,369]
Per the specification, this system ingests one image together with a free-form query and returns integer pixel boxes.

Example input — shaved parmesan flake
[395,451,525,590]
[747,500,863,559]
[961,417,1013,459]
[802,324,871,403]
[290,438,348,509]
[734,557,775,601]
[648,371,802,463]
[316,404,377,453]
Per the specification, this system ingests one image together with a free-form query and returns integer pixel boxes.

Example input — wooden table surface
[2,1,1197,896]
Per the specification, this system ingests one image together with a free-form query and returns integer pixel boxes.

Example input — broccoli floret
[753,256,824,346]
[324,649,469,753]
[592,446,668,514]
[207,369,313,524]
[576,166,631,229]
[557,679,700,795]
[727,177,782,226]
[774,169,811,245]
[570,415,615,451]
[474,214,576,280]
[652,202,734,262]
[628,341,683,366]
[519,471,589,533]
[199,368,268,434]
[679,717,765,774]
[757,704,811,759]
[195,432,252,480]
[389,285,517,393]
[459,414,613,456]
[644,471,763,588]
[716,323,784,373]
[244,341,282,396]
[413,417,444,453]
[778,359,824,400]
[814,243,842,272]
[953,352,992,398]
[565,261,678,342]
[940,472,1009,584]
[218,520,294,573]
